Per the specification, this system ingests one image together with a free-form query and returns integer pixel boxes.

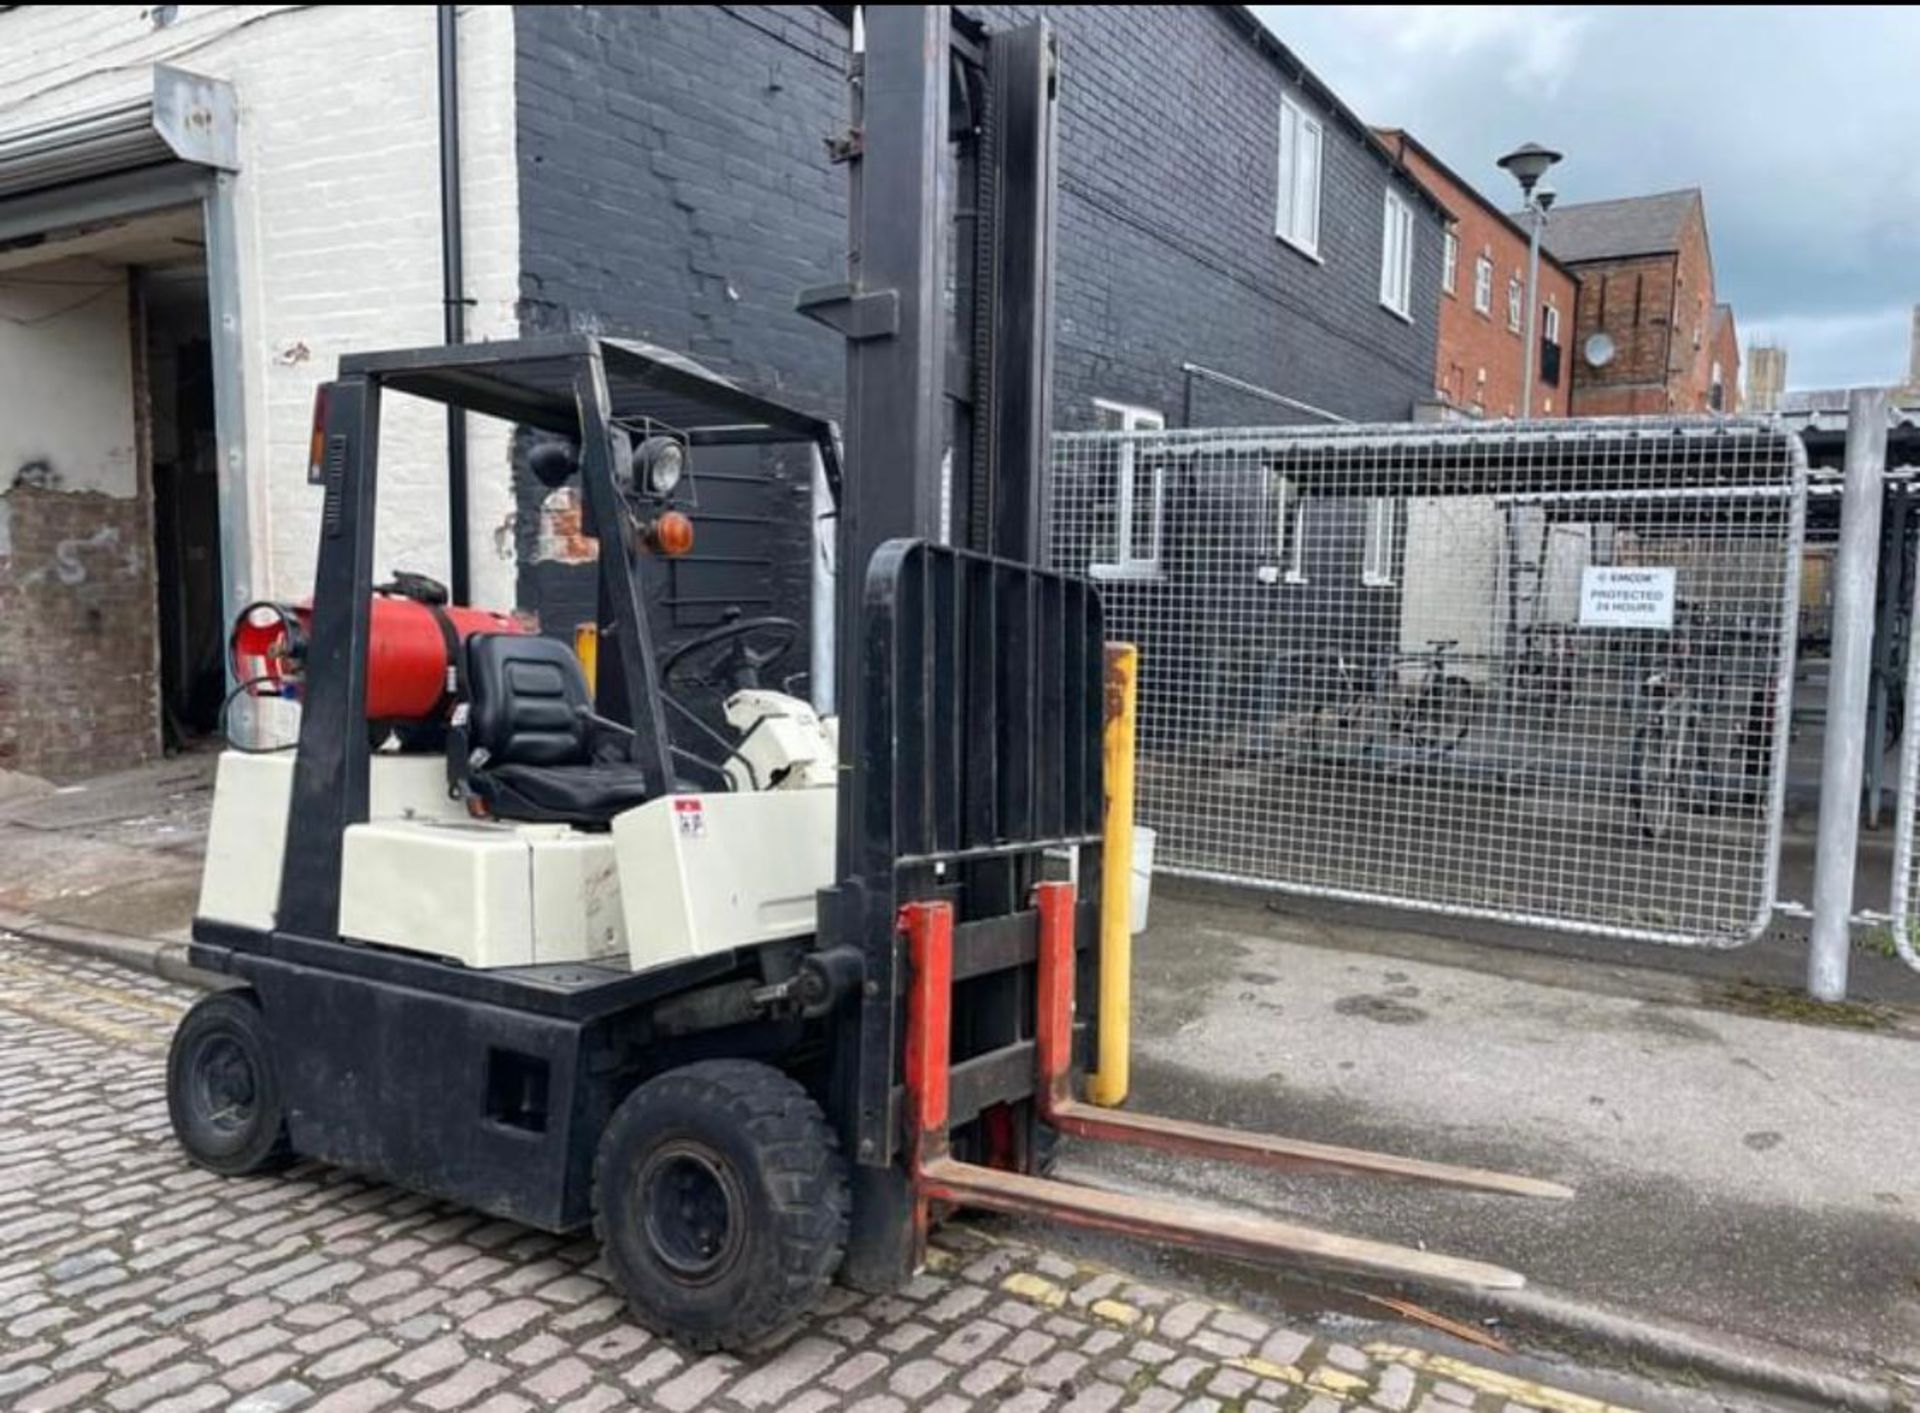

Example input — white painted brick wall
[0,3,523,608]
[0,260,137,503]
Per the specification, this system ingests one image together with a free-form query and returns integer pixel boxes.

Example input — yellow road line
[0,992,166,1050]
[1365,1342,1640,1413]
[0,958,186,1022]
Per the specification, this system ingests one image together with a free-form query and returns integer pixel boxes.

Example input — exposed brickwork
[1377,130,1578,419]
[1708,305,1740,413]
[1562,196,1725,416]
[0,487,159,782]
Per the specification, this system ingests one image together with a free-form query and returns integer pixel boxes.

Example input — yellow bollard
[1088,642,1138,1107]
[574,621,599,696]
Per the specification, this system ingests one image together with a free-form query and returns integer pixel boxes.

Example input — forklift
[166,7,1569,1351]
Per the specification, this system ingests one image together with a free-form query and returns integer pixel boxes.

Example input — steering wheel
[660,612,800,696]
[655,613,801,792]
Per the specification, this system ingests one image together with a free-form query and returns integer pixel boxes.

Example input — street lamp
[1498,141,1563,419]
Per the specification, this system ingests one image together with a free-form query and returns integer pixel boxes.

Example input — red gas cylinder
[231,591,526,723]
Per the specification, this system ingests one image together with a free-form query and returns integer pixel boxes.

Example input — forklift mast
[801,5,1571,1298]
[801,7,1093,1289]
[804,6,1058,800]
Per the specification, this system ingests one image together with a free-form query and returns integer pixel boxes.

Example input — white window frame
[1088,399,1167,582]
[1270,476,1308,584]
[1442,230,1458,296]
[1473,256,1493,315]
[1379,190,1414,321]
[1274,94,1324,260]
[1506,276,1523,333]
[1543,301,1561,344]
[1362,498,1394,586]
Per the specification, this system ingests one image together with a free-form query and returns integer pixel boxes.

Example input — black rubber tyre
[593,1060,849,1351]
[166,990,294,1176]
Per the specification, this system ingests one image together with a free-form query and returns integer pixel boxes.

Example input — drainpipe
[438,4,470,603]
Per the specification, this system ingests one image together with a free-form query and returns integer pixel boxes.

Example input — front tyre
[594,1060,849,1351]
[166,990,295,1176]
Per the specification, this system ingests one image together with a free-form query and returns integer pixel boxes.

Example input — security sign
[1579,566,1676,630]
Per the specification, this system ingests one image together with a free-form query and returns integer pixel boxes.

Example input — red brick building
[1534,188,1731,416]
[1708,303,1740,412]
[1376,129,1578,419]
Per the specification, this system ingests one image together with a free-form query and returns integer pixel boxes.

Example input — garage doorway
[138,262,223,744]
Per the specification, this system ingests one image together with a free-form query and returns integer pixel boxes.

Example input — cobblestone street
[0,939,1721,1413]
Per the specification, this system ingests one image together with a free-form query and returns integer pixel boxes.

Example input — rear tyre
[594,1060,849,1351]
[166,990,295,1176]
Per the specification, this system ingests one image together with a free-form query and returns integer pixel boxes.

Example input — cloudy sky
[1251,5,1920,392]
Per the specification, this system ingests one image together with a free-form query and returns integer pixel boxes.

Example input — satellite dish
[1584,331,1617,369]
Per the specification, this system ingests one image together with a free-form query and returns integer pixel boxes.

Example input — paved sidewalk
[0,940,1752,1413]
[0,754,213,944]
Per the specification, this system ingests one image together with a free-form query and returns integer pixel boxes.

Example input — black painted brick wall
[509,4,1441,667]
[510,4,849,686]
[980,3,1444,429]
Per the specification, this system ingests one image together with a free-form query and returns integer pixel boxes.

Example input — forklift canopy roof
[338,334,841,489]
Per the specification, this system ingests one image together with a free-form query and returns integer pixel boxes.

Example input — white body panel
[198,750,467,931]
[340,821,538,967]
[612,789,835,968]
[722,690,839,792]
[198,749,829,974]
[336,821,629,967]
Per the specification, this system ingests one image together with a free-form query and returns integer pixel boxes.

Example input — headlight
[635,436,686,496]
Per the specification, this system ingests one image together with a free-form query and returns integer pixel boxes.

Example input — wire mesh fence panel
[1051,419,1806,946]
[1889,487,1920,967]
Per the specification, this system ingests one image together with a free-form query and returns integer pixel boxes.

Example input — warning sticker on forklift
[673,797,707,839]
[1579,566,1675,630]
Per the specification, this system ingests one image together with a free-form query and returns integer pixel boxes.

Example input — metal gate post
[1809,387,1891,1001]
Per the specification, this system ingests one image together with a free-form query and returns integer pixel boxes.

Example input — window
[1261,473,1308,585]
[1089,400,1166,580]
[1379,191,1414,320]
[1540,301,1563,386]
[1473,256,1493,314]
[1362,499,1394,586]
[1273,477,1308,583]
[1442,230,1458,296]
[1506,276,1522,333]
[1274,95,1323,258]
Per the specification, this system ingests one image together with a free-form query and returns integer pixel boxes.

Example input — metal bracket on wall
[796,283,899,342]
[153,65,239,171]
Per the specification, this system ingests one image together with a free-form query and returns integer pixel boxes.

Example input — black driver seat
[458,633,653,827]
